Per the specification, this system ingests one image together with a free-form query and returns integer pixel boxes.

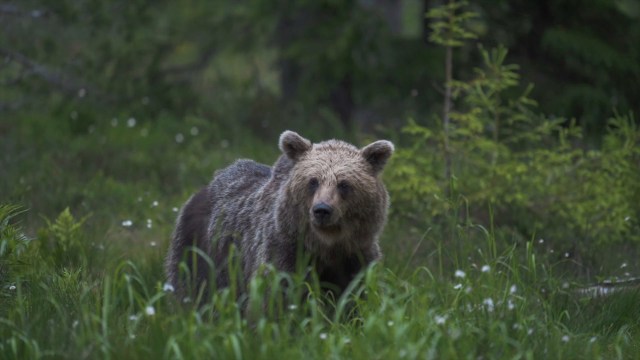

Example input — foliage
[425,0,478,48]
[1,0,639,357]
[425,0,480,183]
[38,208,91,269]
[1,0,279,135]
[0,112,278,230]
[0,205,33,308]
[474,0,640,134]
[0,205,31,260]
[0,0,418,135]
[2,0,638,138]
[1,204,639,359]
[387,43,640,267]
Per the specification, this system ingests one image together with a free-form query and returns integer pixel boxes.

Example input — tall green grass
[1,204,638,359]
[2,116,638,358]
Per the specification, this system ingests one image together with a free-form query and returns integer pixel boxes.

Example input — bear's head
[277,130,394,251]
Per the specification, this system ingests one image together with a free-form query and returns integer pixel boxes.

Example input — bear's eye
[309,177,319,192]
[337,180,351,197]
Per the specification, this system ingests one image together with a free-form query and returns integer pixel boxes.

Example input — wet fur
[165,131,393,302]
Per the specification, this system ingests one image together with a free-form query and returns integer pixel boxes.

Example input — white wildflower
[435,315,447,325]
[145,305,155,316]
[481,265,491,273]
[163,283,175,292]
[454,270,466,279]
[483,298,495,312]
[122,220,133,227]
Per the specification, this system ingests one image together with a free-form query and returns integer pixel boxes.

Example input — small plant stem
[492,110,499,165]
[443,40,453,187]
[442,0,454,190]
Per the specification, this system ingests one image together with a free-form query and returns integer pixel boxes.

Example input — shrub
[387,44,640,269]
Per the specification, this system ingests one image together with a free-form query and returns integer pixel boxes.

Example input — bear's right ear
[279,130,312,161]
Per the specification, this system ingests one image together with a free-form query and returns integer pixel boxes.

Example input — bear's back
[207,159,273,228]
[210,159,271,196]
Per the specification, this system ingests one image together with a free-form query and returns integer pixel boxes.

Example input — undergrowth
[1,204,638,359]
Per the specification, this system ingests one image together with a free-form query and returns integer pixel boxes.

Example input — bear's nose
[312,203,333,224]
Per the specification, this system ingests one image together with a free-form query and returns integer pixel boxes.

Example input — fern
[39,208,90,269]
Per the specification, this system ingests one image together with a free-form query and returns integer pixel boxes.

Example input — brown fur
[165,130,394,302]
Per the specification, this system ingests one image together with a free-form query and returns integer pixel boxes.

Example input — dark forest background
[2,0,639,276]
[2,0,638,136]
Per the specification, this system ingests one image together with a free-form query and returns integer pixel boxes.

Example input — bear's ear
[361,140,394,174]
[279,130,312,161]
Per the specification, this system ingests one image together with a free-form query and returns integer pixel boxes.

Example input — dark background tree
[3,0,637,137]
[473,0,640,137]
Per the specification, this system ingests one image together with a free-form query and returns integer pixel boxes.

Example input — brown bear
[165,130,394,303]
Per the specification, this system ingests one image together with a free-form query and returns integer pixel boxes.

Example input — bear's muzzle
[312,202,334,226]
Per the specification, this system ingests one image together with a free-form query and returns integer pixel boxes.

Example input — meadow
[1,116,639,359]
[2,2,640,357]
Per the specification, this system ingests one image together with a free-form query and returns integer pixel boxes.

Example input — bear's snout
[312,202,334,225]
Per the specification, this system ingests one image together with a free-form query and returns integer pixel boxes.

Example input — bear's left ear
[361,140,394,174]
[279,130,312,161]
